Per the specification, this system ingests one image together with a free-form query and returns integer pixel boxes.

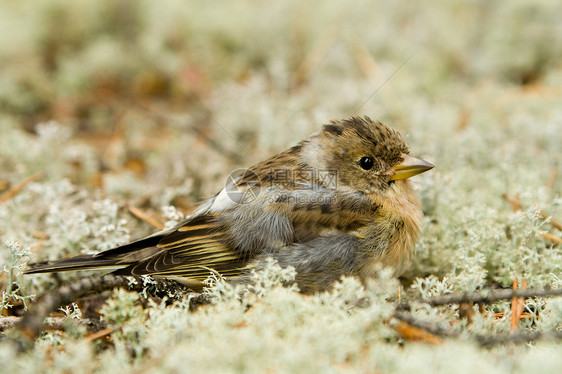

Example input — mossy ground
[1,1,562,372]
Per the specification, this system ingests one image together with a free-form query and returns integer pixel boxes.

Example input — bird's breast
[360,181,422,277]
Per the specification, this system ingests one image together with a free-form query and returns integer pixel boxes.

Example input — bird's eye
[359,156,374,170]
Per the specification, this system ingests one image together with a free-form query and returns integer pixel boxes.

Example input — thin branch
[476,330,562,347]
[0,317,21,331]
[393,304,562,347]
[0,316,105,332]
[393,310,562,347]
[397,287,562,310]
[16,275,133,344]
[391,286,562,346]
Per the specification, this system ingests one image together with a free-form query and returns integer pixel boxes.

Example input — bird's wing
[189,168,261,217]
[117,187,377,277]
[24,170,262,277]
[264,188,378,237]
[26,145,378,280]
[25,186,377,281]
[110,214,249,279]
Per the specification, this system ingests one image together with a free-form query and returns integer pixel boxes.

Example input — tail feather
[24,232,168,275]
[24,255,128,274]
[93,233,165,258]
[24,218,216,276]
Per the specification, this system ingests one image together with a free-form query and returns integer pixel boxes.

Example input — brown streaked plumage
[25,116,434,293]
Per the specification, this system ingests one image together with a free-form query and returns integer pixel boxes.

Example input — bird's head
[301,116,434,196]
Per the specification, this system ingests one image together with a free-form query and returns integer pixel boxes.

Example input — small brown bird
[26,116,433,293]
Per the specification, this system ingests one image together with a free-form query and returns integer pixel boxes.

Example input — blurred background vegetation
[2,0,560,199]
[1,0,562,372]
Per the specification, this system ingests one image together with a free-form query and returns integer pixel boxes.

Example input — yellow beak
[390,154,434,181]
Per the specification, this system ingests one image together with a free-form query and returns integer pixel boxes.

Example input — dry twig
[128,206,165,230]
[540,232,562,244]
[476,330,562,347]
[0,172,44,205]
[393,320,444,345]
[502,193,523,211]
[83,327,121,343]
[511,277,527,331]
[397,287,562,310]
[502,193,562,231]
[393,310,457,339]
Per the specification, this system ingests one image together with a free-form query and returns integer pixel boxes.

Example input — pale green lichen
[1,241,32,312]
[0,0,562,372]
